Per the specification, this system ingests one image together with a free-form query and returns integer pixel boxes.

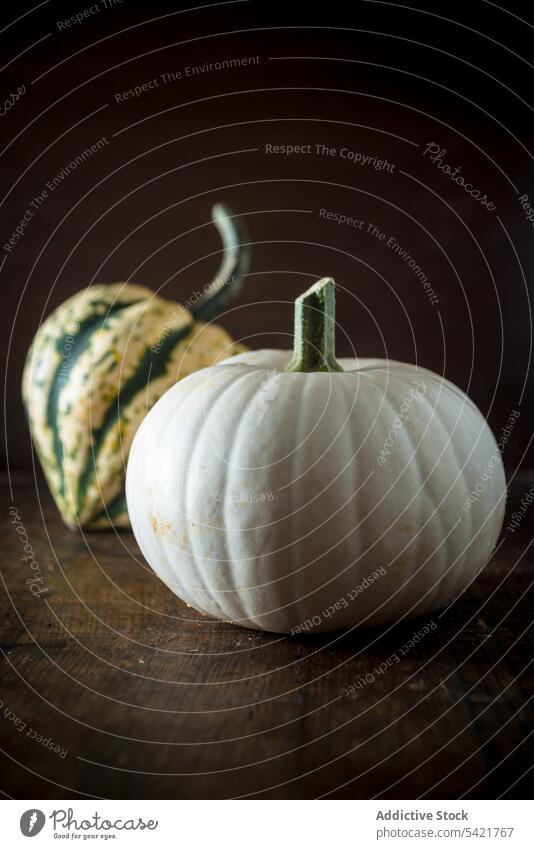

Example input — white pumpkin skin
[126,344,506,634]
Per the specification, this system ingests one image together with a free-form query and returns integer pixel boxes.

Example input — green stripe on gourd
[23,204,249,530]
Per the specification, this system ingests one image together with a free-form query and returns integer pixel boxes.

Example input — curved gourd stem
[285,277,344,373]
[190,204,250,323]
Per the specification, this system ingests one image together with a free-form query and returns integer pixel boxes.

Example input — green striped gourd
[23,204,249,530]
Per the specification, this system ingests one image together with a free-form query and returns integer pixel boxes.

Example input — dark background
[2,0,534,474]
[1,0,533,802]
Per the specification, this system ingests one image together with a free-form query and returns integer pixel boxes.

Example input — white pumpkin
[126,278,506,633]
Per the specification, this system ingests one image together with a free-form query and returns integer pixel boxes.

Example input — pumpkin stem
[285,277,344,373]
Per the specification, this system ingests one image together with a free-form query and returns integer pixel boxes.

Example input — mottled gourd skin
[22,205,249,530]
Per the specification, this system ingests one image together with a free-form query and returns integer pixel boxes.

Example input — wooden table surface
[1,472,532,800]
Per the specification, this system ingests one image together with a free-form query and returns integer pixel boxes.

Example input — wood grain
[1,473,532,799]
